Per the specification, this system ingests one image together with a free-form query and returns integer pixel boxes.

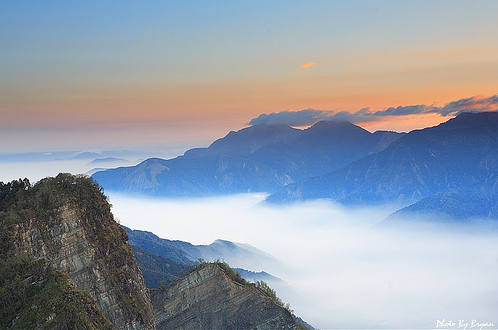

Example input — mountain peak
[150,262,298,329]
[439,111,498,129]
[305,119,370,138]
[454,110,498,121]
[207,123,300,155]
[309,119,354,128]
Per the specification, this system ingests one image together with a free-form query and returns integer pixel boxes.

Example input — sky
[1,0,498,151]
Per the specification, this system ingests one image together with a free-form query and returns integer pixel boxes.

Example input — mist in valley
[1,160,497,328]
[1,160,496,328]
[0,160,100,183]
[109,193,498,329]
[0,148,187,183]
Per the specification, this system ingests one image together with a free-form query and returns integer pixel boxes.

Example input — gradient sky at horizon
[1,0,498,151]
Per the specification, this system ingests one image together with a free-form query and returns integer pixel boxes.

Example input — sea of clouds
[109,193,498,329]
[1,158,496,329]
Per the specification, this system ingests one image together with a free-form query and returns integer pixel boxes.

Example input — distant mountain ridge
[88,157,128,165]
[233,268,282,283]
[268,112,498,220]
[92,121,403,196]
[124,226,283,290]
[123,226,277,271]
[389,188,498,221]
[93,112,498,220]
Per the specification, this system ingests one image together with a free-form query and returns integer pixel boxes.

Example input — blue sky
[1,0,497,150]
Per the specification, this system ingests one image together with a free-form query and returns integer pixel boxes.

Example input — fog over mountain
[4,1,498,328]
[123,225,279,284]
[2,113,497,328]
[109,193,498,329]
[92,121,403,196]
[90,111,498,222]
[268,112,498,220]
[0,149,180,183]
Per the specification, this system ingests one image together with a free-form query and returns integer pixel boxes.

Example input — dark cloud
[248,95,498,126]
[248,109,333,126]
[373,105,431,116]
[438,95,498,116]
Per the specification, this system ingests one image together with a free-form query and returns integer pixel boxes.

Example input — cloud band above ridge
[248,95,498,126]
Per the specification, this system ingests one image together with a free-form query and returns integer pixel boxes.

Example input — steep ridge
[150,263,300,330]
[92,121,403,196]
[267,112,498,220]
[1,175,313,329]
[131,240,282,289]
[0,257,112,329]
[0,174,155,329]
[124,226,276,271]
[125,226,280,289]
[389,188,498,221]
[232,268,282,283]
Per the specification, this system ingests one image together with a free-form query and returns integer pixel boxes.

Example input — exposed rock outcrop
[1,174,311,329]
[150,263,299,330]
[0,174,155,329]
[0,256,112,329]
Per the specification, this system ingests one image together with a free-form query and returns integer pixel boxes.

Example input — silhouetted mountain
[125,226,282,289]
[92,121,403,196]
[268,112,498,220]
[85,167,107,176]
[71,151,103,159]
[88,157,128,165]
[233,268,282,283]
[389,188,498,221]
[131,245,187,288]
[124,226,277,272]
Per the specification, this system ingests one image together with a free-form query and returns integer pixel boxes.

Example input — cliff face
[0,256,112,329]
[1,174,155,329]
[150,263,298,330]
[1,174,310,330]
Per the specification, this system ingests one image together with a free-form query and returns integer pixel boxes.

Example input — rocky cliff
[0,174,155,329]
[1,174,311,329]
[150,263,300,330]
[0,256,113,329]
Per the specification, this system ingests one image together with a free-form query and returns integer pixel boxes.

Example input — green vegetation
[0,255,112,329]
[0,174,308,329]
[296,320,311,330]
[173,259,249,286]
[0,174,113,256]
[211,261,305,323]
[254,280,288,309]
[0,173,152,328]
[170,259,298,315]
[212,260,249,286]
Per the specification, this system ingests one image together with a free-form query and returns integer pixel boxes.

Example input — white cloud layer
[109,193,498,329]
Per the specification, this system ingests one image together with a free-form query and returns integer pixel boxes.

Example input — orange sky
[1,1,498,150]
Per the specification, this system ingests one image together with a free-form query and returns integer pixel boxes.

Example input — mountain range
[93,111,498,221]
[92,121,403,196]
[268,112,498,220]
[124,226,280,288]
